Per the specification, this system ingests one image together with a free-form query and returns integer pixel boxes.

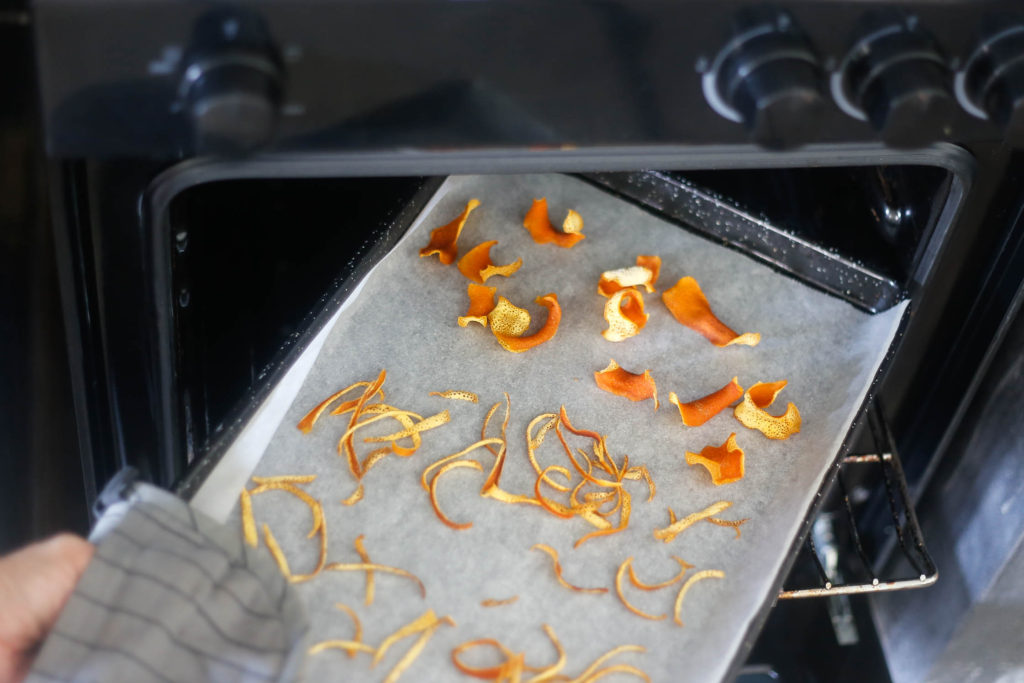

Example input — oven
[24,0,1024,680]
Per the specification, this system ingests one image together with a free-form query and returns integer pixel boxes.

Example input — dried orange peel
[662,276,760,347]
[615,558,667,621]
[430,390,479,403]
[374,609,455,683]
[598,255,662,296]
[603,289,648,342]
[673,569,725,627]
[458,283,497,328]
[481,596,519,608]
[523,198,586,248]
[628,556,693,591]
[419,198,480,265]
[308,603,367,658]
[734,380,802,439]
[297,381,384,433]
[458,240,523,283]
[654,501,748,542]
[429,460,484,530]
[492,293,561,353]
[685,433,746,485]
[668,377,743,427]
[531,544,609,594]
[594,359,658,409]
[241,477,328,583]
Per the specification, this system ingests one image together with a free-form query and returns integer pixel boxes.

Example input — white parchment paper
[226,174,906,682]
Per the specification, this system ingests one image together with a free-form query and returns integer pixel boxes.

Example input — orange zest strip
[531,544,609,594]
[615,558,667,621]
[628,556,693,591]
[430,390,479,403]
[602,289,648,342]
[598,255,661,297]
[574,645,648,682]
[662,276,760,347]
[653,501,733,543]
[580,664,652,682]
[342,483,365,506]
[705,516,750,539]
[622,465,656,502]
[340,370,387,480]
[361,448,391,474]
[452,639,517,679]
[353,535,375,606]
[419,199,480,265]
[492,293,562,353]
[734,380,802,439]
[480,596,519,608]
[685,433,746,486]
[458,283,498,328]
[529,624,567,682]
[297,382,372,432]
[324,562,426,598]
[430,460,484,530]
[522,198,586,248]
[527,413,571,492]
[420,437,504,490]
[380,612,455,683]
[594,359,658,409]
[262,524,292,579]
[308,640,377,657]
[363,410,450,443]
[668,377,743,427]
[252,474,317,484]
[249,481,323,538]
[240,490,257,548]
[673,569,726,627]
[574,490,630,549]
[458,240,523,284]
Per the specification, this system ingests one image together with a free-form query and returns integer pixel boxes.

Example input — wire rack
[778,402,937,600]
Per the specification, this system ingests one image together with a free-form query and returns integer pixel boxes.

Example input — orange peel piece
[574,645,648,683]
[734,380,802,439]
[523,198,586,248]
[245,478,328,582]
[628,556,693,591]
[307,603,367,658]
[352,535,375,606]
[531,543,609,594]
[419,198,480,265]
[594,359,658,409]
[602,289,648,342]
[598,255,661,296]
[341,483,364,506]
[492,293,561,353]
[458,240,523,283]
[324,561,426,598]
[458,283,497,328]
[685,433,745,485]
[374,610,455,683]
[297,381,383,433]
[653,501,734,543]
[673,569,725,627]
[488,296,531,336]
[430,390,479,403]
[668,377,743,427]
[615,558,667,621]
[480,596,519,608]
[662,276,760,347]
[430,460,484,530]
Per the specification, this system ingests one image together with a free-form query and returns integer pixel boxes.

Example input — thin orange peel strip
[492,293,561,353]
[430,460,484,530]
[353,535,375,606]
[244,479,328,582]
[668,377,744,427]
[662,276,760,347]
[627,556,693,591]
[653,501,733,543]
[685,433,746,486]
[734,380,802,439]
[420,437,504,490]
[574,645,648,683]
[523,198,586,248]
[251,474,317,484]
[363,410,450,443]
[297,381,382,432]
[527,413,572,492]
[481,596,519,608]
[374,610,455,683]
[451,639,518,679]
[419,198,480,265]
[430,390,479,403]
[341,483,364,506]
[602,289,648,342]
[324,562,426,598]
[615,558,667,621]
[531,543,609,594]
[594,359,658,409]
[307,603,366,658]
[458,240,523,283]
[673,569,726,627]
[240,490,257,548]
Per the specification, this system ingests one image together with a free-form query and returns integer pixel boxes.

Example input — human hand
[0,534,93,682]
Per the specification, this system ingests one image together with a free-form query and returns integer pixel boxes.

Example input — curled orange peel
[668,377,743,427]
[244,478,328,582]
[488,296,531,336]
[654,501,738,543]
[307,603,367,658]
[523,198,586,248]
[575,645,648,683]
[627,556,693,591]
[734,380,802,439]
[374,609,455,683]
[481,596,519,607]
[673,569,725,627]
[594,360,658,409]
[531,543,608,594]
[458,283,497,328]
[430,390,479,403]
[598,255,662,297]
[353,535,375,606]
[615,558,667,621]
[419,199,480,265]
[297,380,384,432]
[458,240,523,283]
[430,460,484,530]
[603,289,648,342]
[324,561,426,598]
[662,276,760,347]
[492,293,561,353]
[685,433,745,485]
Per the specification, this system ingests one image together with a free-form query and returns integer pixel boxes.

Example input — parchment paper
[226,174,907,682]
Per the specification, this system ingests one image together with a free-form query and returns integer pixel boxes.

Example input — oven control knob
[180,10,283,155]
[961,23,1024,146]
[838,17,954,148]
[703,10,826,149]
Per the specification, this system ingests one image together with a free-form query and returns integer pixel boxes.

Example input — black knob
[704,10,826,149]
[180,10,282,155]
[962,23,1024,146]
[839,16,954,148]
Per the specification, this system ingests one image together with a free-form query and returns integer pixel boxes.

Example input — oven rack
[777,402,937,600]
